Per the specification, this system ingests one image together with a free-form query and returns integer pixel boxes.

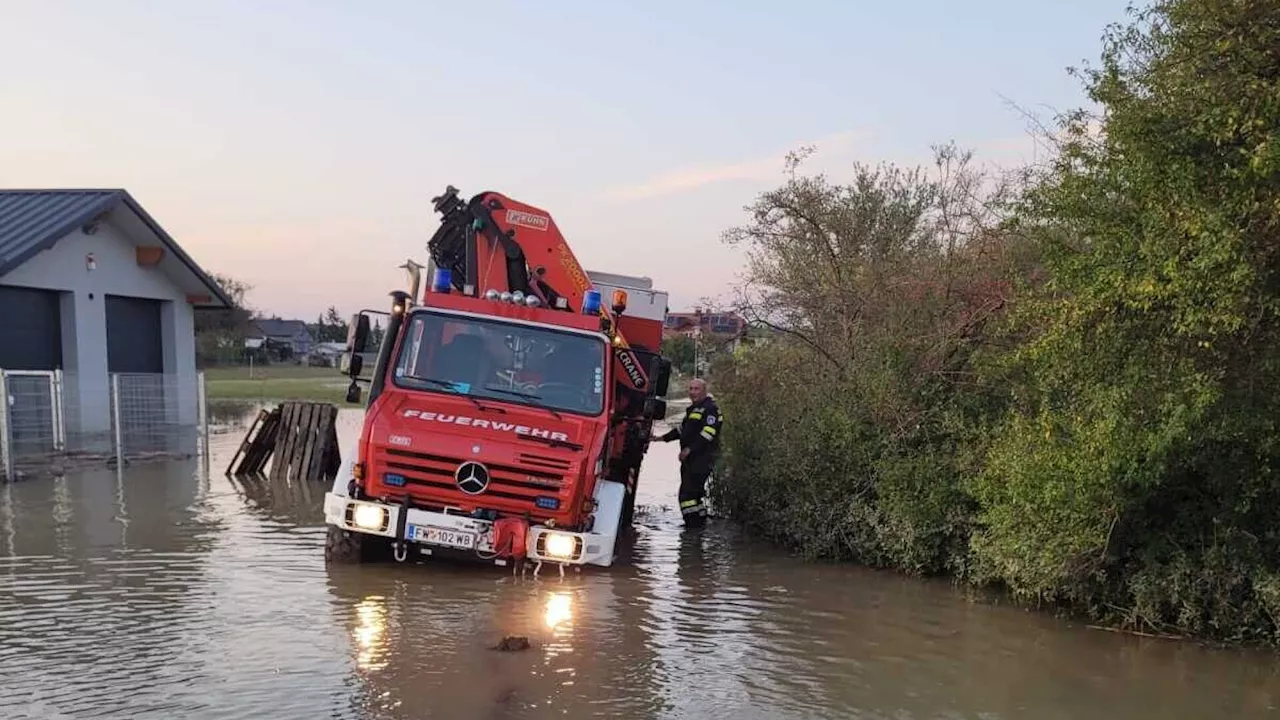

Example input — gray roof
[0,189,232,307]
[253,319,312,338]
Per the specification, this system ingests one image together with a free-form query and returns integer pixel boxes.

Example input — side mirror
[347,313,371,353]
[648,357,672,398]
[340,352,364,377]
[643,397,667,420]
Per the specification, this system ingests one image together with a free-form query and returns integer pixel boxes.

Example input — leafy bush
[711,0,1280,644]
[710,146,1024,577]
[970,0,1280,642]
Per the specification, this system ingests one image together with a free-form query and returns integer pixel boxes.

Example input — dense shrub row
[708,0,1280,644]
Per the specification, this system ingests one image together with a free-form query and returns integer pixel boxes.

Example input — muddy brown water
[3,405,1279,719]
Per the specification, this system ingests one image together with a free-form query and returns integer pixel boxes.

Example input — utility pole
[693,306,703,376]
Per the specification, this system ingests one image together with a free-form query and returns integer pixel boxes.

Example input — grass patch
[202,365,352,403]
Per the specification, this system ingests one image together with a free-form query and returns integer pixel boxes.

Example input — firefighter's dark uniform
[657,395,721,525]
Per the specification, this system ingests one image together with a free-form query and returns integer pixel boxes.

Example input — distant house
[307,341,347,367]
[249,319,313,357]
[663,311,747,340]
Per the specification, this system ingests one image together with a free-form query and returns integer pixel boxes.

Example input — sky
[0,0,1132,321]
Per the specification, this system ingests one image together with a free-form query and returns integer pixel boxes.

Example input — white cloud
[601,129,867,201]
[585,128,1061,314]
[598,126,1058,207]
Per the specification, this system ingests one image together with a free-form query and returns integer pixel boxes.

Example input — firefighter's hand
[678,448,690,461]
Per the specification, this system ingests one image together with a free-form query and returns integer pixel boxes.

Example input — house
[307,341,348,367]
[249,318,313,358]
[663,310,747,339]
[0,189,230,453]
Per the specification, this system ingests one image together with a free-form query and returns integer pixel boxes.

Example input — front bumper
[323,492,615,567]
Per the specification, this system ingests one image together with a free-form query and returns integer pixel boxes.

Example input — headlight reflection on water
[542,591,577,685]
[544,592,573,630]
[354,595,389,671]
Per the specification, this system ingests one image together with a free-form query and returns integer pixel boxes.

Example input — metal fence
[0,370,209,480]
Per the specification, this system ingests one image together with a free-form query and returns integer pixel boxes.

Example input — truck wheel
[325,526,390,563]
[620,484,637,529]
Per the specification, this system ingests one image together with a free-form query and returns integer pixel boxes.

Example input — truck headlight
[543,532,577,559]
[353,504,386,530]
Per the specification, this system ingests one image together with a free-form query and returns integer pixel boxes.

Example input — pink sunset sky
[0,0,1123,322]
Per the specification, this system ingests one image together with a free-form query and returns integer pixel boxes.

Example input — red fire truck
[323,186,672,572]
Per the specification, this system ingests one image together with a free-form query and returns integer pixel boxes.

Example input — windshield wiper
[483,386,563,420]
[484,386,541,400]
[479,387,579,447]
[417,377,492,412]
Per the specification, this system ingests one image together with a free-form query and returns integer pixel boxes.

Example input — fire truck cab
[323,186,671,572]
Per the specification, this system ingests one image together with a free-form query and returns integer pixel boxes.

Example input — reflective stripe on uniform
[700,426,717,440]
[680,499,699,508]
[688,411,703,420]
[681,501,705,515]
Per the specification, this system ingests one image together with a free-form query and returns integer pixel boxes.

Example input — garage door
[105,295,169,453]
[0,285,62,371]
[105,295,164,373]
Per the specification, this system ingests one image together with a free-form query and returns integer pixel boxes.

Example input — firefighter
[652,378,721,526]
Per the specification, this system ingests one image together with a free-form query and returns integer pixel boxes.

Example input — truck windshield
[392,311,608,416]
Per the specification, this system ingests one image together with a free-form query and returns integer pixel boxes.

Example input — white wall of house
[1,220,198,438]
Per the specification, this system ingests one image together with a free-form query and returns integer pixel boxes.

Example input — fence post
[0,370,11,481]
[52,369,65,451]
[112,373,124,468]
[197,371,209,466]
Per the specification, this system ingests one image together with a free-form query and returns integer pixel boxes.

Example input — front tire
[619,479,638,529]
[324,526,391,563]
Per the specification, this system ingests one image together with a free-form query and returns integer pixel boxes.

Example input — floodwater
[2,405,1279,720]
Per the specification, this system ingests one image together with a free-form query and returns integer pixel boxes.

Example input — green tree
[661,334,696,374]
[971,0,1280,642]
[195,272,255,366]
[711,144,1026,574]
[309,305,349,343]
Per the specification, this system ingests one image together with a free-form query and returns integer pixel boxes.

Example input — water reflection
[544,591,572,630]
[228,470,325,526]
[0,459,226,718]
[1,403,1280,719]
[354,595,390,672]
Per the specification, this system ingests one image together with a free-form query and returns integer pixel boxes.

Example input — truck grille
[377,448,567,506]
[517,452,573,472]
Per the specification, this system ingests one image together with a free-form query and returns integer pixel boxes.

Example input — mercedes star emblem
[455,461,490,495]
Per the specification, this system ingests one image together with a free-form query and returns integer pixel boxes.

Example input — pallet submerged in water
[226,402,341,482]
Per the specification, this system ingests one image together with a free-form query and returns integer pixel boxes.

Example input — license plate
[409,524,475,550]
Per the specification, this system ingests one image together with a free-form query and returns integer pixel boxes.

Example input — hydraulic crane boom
[425,186,653,392]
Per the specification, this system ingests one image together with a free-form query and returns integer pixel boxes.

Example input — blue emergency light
[582,288,602,315]
[431,268,452,293]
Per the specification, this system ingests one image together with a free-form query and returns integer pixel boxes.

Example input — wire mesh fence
[0,370,208,481]
[0,372,61,461]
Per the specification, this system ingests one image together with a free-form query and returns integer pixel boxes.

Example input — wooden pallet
[226,402,340,482]
[272,402,341,483]
[225,406,281,476]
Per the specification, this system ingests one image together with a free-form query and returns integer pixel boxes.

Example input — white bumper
[324,478,626,568]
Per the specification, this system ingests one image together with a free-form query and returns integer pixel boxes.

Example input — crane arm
[425,186,653,393]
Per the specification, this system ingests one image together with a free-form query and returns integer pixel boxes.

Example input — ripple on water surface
[2,407,1280,719]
